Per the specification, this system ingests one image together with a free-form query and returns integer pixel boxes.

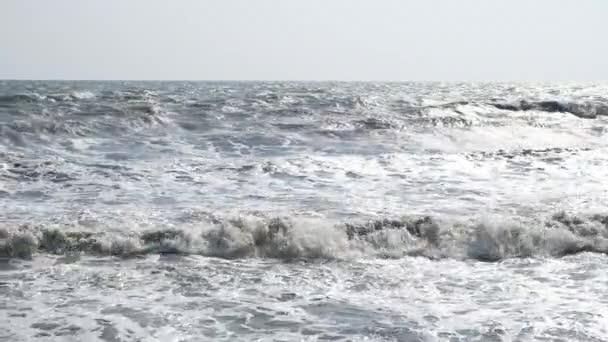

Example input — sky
[1,0,607,81]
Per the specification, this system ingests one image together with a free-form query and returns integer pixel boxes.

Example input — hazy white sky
[1,0,606,81]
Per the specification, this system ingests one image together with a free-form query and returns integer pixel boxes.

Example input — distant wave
[0,91,96,104]
[488,100,608,119]
[0,93,46,104]
[416,100,608,120]
[2,211,607,262]
[2,87,607,120]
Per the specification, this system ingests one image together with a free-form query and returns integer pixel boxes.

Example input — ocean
[1,80,607,341]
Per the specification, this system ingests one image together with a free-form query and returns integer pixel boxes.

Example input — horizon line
[1,78,605,84]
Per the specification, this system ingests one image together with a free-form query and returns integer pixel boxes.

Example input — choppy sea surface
[1,81,608,341]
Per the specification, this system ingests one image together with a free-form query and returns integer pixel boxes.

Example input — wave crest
[489,100,608,119]
[2,212,608,262]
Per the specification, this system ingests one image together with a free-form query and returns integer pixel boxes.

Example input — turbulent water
[1,81,608,341]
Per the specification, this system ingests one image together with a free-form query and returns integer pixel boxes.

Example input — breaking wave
[2,212,607,262]
[416,99,608,120]
[488,100,608,119]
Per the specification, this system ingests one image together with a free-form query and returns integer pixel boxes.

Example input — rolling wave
[489,100,608,119]
[2,212,607,261]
